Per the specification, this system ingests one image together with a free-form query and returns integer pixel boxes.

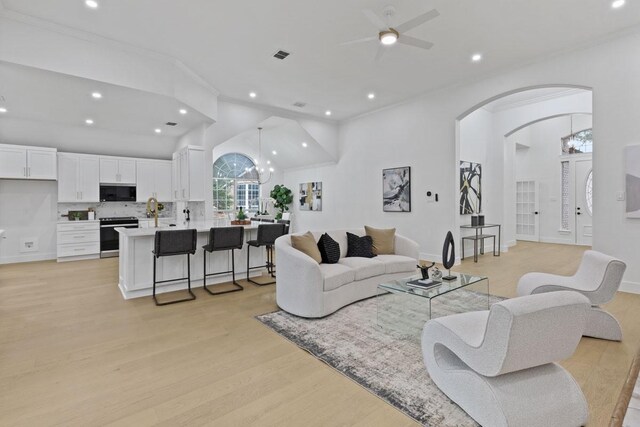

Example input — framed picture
[626,145,640,218]
[383,166,411,212]
[299,182,322,211]
[460,161,482,214]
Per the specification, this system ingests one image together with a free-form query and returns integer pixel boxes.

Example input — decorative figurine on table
[417,261,436,280]
[431,267,443,281]
[442,231,457,281]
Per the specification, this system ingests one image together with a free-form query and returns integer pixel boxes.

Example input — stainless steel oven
[100,217,139,258]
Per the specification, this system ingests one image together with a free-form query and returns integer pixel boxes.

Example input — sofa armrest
[275,236,326,317]
[395,234,419,260]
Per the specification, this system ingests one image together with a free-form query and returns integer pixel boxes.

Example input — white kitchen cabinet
[136,160,173,202]
[0,144,57,180]
[100,157,137,184]
[57,153,100,202]
[57,221,100,262]
[172,146,205,201]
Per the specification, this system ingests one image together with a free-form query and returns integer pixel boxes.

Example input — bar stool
[246,223,286,286]
[277,219,290,234]
[202,226,244,295]
[152,229,197,306]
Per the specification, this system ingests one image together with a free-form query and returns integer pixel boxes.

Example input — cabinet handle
[80,191,83,200]
[28,167,31,177]
[23,167,26,177]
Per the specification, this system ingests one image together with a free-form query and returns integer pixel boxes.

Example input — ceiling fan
[342,6,439,61]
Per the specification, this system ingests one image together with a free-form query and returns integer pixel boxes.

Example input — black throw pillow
[346,232,376,258]
[317,233,340,264]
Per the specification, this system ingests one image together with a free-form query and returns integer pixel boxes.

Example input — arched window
[213,153,260,212]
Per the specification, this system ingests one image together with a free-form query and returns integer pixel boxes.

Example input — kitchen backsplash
[58,202,176,219]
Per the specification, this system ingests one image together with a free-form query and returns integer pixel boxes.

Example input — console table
[460,224,501,262]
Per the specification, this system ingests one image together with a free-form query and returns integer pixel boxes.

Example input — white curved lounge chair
[517,250,626,341]
[422,291,590,427]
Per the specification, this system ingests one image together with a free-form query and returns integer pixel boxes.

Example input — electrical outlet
[616,191,626,201]
[19,237,38,253]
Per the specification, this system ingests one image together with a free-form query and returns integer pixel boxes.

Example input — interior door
[515,180,540,242]
[575,160,593,246]
[27,149,57,180]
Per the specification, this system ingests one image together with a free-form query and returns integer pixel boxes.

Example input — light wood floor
[0,241,637,426]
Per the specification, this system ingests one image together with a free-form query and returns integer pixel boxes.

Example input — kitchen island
[117,220,266,299]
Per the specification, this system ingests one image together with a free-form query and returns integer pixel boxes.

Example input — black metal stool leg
[203,249,243,295]
[247,245,277,286]
[153,253,197,306]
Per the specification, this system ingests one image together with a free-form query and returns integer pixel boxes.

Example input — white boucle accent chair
[422,291,590,427]
[517,250,627,341]
[275,229,419,318]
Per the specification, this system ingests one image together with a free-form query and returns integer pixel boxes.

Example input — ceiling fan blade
[374,45,386,62]
[363,9,387,30]
[397,35,434,50]
[340,36,378,46]
[395,9,440,33]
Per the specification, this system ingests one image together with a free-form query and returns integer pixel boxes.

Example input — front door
[575,160,593,246]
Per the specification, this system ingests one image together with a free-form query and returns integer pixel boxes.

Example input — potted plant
[231,206,250,225]
[270,185,293,220]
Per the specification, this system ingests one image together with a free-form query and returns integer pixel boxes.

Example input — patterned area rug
[257,290,504,427]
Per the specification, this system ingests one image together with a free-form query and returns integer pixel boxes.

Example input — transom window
[213,153,260,212]
[561,128,593,154]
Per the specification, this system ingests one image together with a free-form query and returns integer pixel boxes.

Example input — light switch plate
[616,191,626,201]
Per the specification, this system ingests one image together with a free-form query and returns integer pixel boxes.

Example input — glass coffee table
[376,273,489,333]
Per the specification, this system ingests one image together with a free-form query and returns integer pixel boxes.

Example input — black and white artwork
[299,182,322,211]
[626,145,640,218]
[383,166,411,212]
[460,161,482,214]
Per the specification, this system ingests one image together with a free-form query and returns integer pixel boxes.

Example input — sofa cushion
[317,233,340,264]
[375,254,417,274]
[365,226,396,255]
[291,231,322,263]
[339,257,385,281]
[320,263,356,291]
[346,232,376,258]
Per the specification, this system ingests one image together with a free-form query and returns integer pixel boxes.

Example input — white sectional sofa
[275,229,419,318]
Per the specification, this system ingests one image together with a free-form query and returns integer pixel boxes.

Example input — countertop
[116,220,259,237]
[57,220,100,224]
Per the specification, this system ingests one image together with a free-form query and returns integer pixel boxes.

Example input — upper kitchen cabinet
[172,146,205,202]
[136,160,172,202]
[57,153,100,202]
[0,144,57,180]
[99,157,136,184]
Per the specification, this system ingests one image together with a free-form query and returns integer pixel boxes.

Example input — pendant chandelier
[255,127,272,185]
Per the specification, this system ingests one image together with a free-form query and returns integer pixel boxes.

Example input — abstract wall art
[460,161,482,215]
[383,166,411,212]
[299,182,322,211]
[626,145,640,218]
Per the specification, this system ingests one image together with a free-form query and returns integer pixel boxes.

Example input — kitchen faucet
[146,196,159,228]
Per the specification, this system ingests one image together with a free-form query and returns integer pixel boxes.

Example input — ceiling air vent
[165,122,177,126]
[292,102,307,108]
[273,50,291,60]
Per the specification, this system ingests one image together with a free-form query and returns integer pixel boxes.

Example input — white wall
[0,180,58,263]
[282,31,640,291]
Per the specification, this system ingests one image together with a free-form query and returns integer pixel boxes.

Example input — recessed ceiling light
[272,150,277,155]
[249,92,257,98]
[154,128,162,134]
[368,93,376,100]
[612,0,625,8]
[269,167,274,173]
[302,142,308,147]
[179,108,187,115]
[85,0,98,9]
[379,30,399,45]
[0,107,7,113]
[85,119,94,125]
[91,92,102,99]
[267,160,271,164]
[325,110,332,116]
[471,53,483,62]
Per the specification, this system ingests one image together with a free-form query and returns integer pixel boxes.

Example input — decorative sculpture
[417,261,436,280]
[442,231,456,281]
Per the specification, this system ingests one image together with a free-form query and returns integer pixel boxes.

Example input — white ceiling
[483,88,588,113]
[3,0,640,121]
[0,61,212,139]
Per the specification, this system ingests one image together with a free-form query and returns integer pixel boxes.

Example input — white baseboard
[539,236,575,245]
[0,252,56,265]
[619,281,640,295]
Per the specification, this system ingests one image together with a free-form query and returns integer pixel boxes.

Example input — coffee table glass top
[378,273,488,300]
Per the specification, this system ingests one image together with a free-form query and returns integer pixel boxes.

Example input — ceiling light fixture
[267,160,271,164]
[249,92,257,98]
[154,128,162,134]
[0,107,7,113]
[379,29,399,45]
[269,167,275,173]
[85,0,99,9]
[368,93,376,100]
[612,0,625,8]
[91,92,102,99]
[85,119,94,125]
[179,108,187,115]
[272,150,277,155]
[471,53,483,62]
[302,142,308,147]
[325,110,332,116]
